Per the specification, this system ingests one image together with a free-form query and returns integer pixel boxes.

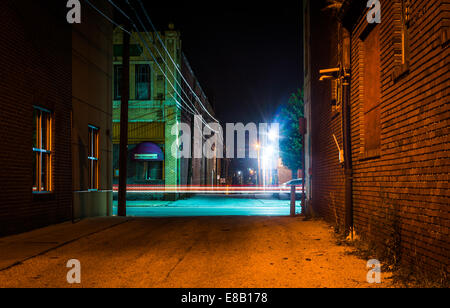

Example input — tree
[278,89,304,180]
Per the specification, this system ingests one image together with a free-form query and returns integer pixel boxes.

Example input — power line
[115,30,210,140]
[135,0,220,124]
[84,0,219,143]
[130,5,208,121]
[117,0,208,124]
[84,0,130,34]
[114,0,222,138]
[125,0,224,143]
[107,0,131,20]
[131,29,198,116]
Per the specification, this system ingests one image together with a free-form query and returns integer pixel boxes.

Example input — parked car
[274,179,304,200]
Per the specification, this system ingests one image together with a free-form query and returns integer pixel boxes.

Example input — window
[143,162,163,181]
[135,64,151,100]
[88,126,99,191]
[401,0,411,66]
[33,107,52,193]
[393,0,411,81]
[362,25,381,157]
[114,65,122,100]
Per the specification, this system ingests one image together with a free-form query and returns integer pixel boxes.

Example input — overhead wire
[110,0,222,139]
[84,0,219,143]
[135,0,220,124]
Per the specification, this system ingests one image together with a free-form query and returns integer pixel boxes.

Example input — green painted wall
[112,28,183,191]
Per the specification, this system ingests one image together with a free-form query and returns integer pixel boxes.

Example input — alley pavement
[0,216,390,288]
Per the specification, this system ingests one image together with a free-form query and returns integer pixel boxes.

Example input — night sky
[144,0,303,124]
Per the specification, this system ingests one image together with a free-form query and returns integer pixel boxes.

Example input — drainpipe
[341,27,353,236]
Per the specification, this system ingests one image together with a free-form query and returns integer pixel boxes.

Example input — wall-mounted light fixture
[319,68,340,81]
[333,134,345,164]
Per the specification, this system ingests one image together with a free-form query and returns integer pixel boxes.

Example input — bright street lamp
[268,127,278,142]
[255,143,261,186]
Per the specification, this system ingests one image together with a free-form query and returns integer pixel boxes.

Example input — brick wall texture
[0,0,72,236]
[307,0,449,274]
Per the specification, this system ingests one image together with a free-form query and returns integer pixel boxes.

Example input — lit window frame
[114,64,123,100]
[88,125,100,191]
[135,64,152,100]
[401,0,411,66]
[33,106,52,193]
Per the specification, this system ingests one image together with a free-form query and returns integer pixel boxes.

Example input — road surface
[0,216,389,288]
[113,195,302,217]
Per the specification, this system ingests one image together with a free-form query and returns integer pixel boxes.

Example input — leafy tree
[278,89,304,180]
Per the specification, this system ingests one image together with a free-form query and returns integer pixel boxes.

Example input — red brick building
[0,0,113,236]
[303,0,449,275]
[0,1,72,235]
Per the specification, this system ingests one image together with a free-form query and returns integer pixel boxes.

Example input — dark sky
[143,0,303,124]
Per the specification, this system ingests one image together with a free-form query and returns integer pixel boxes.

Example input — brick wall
[0,0,72,236]
[181,54,217,186]
[306,0,347,227]
[306,0,449,274]
[350,0,449,273]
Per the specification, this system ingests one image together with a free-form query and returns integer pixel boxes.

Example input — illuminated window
[401,0,411,66]
[114,65,122,100]
[33,107,52,193]
[135,64,151,100]
[88,126,99,191]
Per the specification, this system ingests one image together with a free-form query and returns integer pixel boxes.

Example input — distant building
[112,27,218,198]
[277,159,302,185]
[0,0,113,236]
[303,0,449,275]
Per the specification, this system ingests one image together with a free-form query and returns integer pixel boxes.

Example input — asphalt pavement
[0,215,388,288]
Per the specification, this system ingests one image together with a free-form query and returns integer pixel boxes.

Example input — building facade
[304,0,449,275]
[180,54,219,188]
[112,27,218,198]
[72,1,114,218]
[0,0,113,236]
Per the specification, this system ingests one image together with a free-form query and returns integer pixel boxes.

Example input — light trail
[112,185,303,195]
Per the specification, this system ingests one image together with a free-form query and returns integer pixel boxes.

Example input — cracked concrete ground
[0,217,392,288]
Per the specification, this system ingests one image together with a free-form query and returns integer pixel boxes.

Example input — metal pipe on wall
[341,27,353,236]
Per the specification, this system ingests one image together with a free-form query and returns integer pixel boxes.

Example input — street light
[262,146,275,187]
[255,143,261,186]
[265,146,274,158]
[268,127,278,142]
